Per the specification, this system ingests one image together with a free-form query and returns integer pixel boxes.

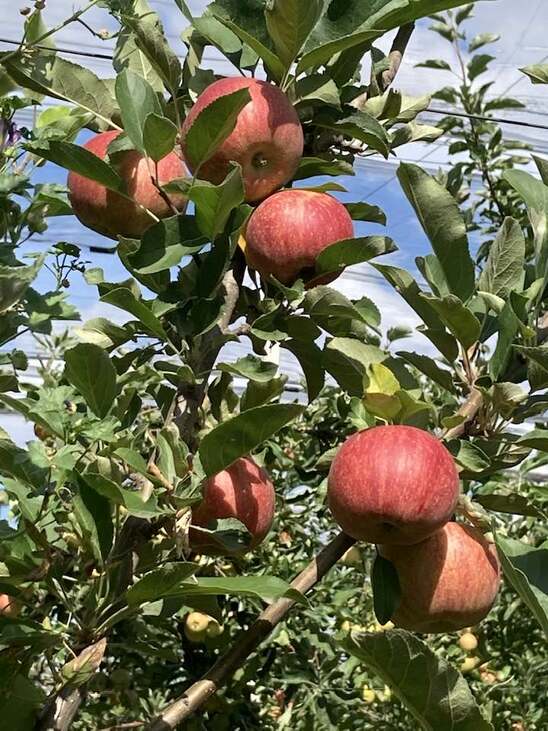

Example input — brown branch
[38,688,85,731]
[351,22,415,111]
[145,532,356,730]
[538,311,548,344]
[381,22,415,91]
[175,267,242,447]
[443,388,483,441]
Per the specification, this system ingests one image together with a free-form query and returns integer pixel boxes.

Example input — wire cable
[2,37,548,131]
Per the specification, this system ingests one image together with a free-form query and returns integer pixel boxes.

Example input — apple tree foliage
[0,1,547,729]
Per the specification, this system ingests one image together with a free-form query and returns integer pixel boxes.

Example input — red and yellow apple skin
[181,77,304,202]
[190,456,275,555]
[380,522,501,633]
[244,189,354,284]
[0,593,19,617]
[68,130,187,239]
[327,425,459,545]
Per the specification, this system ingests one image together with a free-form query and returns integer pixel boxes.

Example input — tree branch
[381,22,415,90]
[351,22,415,111]
[145,532,356,730]
[443,388,483,440]
[38,687,85,731]
[175,267,242,447]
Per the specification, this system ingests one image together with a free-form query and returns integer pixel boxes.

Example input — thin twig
[146,532,356,730]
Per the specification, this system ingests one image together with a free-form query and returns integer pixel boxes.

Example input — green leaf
[184,88,251,172]
[467,54,494,81]
[345,202,386,224]
[142,114,178,162]
[118,238,169,295]
[446,440,490,473]
[397,351,456,393]
[415,59,451,70]
[315,236,396,276]
[0,665,45,730]
[478,218,525,298]
[421,294,481,349]
[373,264,459,361]
[371,555,401,625]
[304,285,374,337]
[521,63,548,85]
[298,29,377,73]
[173,575,296,602]
[282,339,325,403]
[126,215,207,275]
[265,0,323,68]
[504,170,548,285]
[516,428,548,451]
[240,377,287,411]
[199,403,305,476]
[469,33,500,52]
[316,111,389,157]
[476,493,541,518]
[122,7,182,91]
[3,53,118,129]
[187,165,245,240]
[115,69,162,153]
[496,536,548,637]
[323,338,384,396]
[534,155,548,185]
[299,0,478,73]
[514,346,548,392]
[295,74,340,107]
[73,481,113,565]
[345,630,493,731]
[391,122,443,148]
[293,157,355,181]
[100,288,167,341]
[114,0,164,92]
[0,256,45,315]
[126,562,199,605]
[218,355,278,383]
[28,141,124,193]
[209,0,284,80]
[397,164,475,301]
[64,344,117,419]
[83,473,164,519]
[76,318,132,350]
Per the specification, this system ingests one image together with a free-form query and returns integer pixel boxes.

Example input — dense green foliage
[0,1,547,730]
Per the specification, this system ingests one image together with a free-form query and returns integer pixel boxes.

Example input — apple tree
[0,1,547,730]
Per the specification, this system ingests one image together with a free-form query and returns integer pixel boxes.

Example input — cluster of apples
[328,425,501,633]
[185,424,500,636]
[68,77,354,284]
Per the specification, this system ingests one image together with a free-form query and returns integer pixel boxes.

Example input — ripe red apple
[181,77,303,202]
[244,189,354,284]
[0,593,19,617]
[190,456,275,555]
[327,425,459,545]
[380,522,500,633]
[68,130,187,239]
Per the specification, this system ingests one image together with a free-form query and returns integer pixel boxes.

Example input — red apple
[68,130,187,239]
[190,456,275,555]
[181,77,303,202]
[0,593,19,617]
[380,522,501,633]
[244,189,354,284]
[327,425,459,545]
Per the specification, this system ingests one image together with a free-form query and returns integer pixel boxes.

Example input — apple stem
[145,531,356,730]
